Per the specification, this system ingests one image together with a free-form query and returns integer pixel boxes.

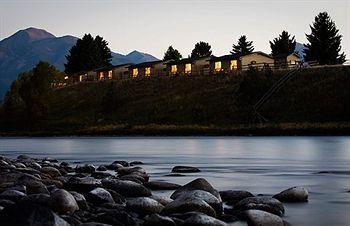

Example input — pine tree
[231,35,254,56]
[65,34,112,74]
[163,46,182,61]
[270,31,296,57]
[191,41,212,59]
[304,12,346,65]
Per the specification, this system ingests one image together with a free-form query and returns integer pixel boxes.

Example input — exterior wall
[167,63,190,76]
[153,63,167,76]
[240,53,274,70]
[113,66,130,79]
[192,57,210,75]
[287,54,301,64]
[209,60,239,74]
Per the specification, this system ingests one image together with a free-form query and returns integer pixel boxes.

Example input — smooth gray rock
[171,178,221,200]
[87,188,114,204]
[70,191,88,210]
[235,196,285,216]
[142,214,176,226]
[182,212,227,226]
[102,178,151,197]
[220,190,254,205]
[172,166,201,173]
[245,209,284,226]
[273,187,308,202]
[76,164,96,174]
[51,189,79,214]
[41,167,61,178]
[126,197,164,215]
[0,190,26,202]
[65,176,102,193]
[145,181,181,190]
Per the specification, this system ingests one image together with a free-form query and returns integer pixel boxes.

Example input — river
[1,137,349,225]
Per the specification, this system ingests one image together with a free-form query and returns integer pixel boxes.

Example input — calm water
[1,137,350,226]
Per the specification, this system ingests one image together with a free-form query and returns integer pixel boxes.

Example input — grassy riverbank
[1,66,349,136]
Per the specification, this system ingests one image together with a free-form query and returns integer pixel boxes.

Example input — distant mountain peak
[12,27,55,43]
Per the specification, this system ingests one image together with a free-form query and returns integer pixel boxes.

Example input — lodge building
[69,51,301,83]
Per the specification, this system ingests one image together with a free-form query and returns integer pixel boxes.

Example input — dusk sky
[0,0,349,59]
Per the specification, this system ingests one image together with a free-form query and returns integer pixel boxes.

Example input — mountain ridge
[0,27,159,99]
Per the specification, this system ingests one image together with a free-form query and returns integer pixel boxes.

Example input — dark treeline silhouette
[190,41,212,59]
[163,46,182,61]
[231,35,254,56]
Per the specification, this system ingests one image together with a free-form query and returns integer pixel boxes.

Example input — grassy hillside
[1,66,350,135]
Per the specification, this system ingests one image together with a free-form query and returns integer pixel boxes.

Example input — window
[108,70,113,79]
[79,75,83,82]
[215,61,222,72]
[230,60,237,70]
[145,67,151,76]
[185,63,191,74]
[99,72,104,80]
[132,68,138,77]
[171,65,177,74]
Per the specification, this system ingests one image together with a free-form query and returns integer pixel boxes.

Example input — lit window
[145,67,151,76]
[133,68,138,77]
[79,75,83,82]
[215,61,222,72]
[171,65,177,74]
[185,63,191,74]
[230,60,237,70]
[64,76,68,80]
[108,70,113,79]
[99,72,104,80]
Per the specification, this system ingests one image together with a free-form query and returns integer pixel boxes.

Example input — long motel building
[70,52,301,82]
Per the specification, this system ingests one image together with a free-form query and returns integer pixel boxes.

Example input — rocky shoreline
[0,155,309,226]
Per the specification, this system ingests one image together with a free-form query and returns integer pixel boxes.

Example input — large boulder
[171,178,220,200]
[126,197,164,215]
[245,209,284,226]
[235,196,285,216]
[70,191,88,210]
[76,164,96,174]
[102,178,151,197]
[0,201,70,226]
[220,190,254,205]
[172,166,201,173]
[87,188,114,205]
[40,167,61,178]
[273,187,308,202]
[145,181,181,190]
[51,189,79,214]
[64,176,101,193]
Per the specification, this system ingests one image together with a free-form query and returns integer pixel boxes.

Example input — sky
[0,0,349,59]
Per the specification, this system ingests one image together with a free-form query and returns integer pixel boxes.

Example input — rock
[220,190,254,205]
[26,181,50,195]
[97,165,107,171]
[87,188,114,204]
[182,212,227,226]
[42,157,59,163]
[51,189,79,214]
[106,162,124,170]
[90,208,139,225]
[151,195,173,206]
[172,166,201,173]
[175,190,223,215]
[162,195,217,217]
[65,176,101,193]
[171,178,221,200]
[112,160,129,167]
[235,196,285,216]
[145,181,181,190]
[166,173,187,177]
[142,214,176,226]
[26,194,52,207]
[70,191,88,210]
[273,187,308,202]
[130,161,144,166]
[91,171,112,179]
[76,164,96,174]
[126,197,164,215]
[106,189,126,204]
[17,155,31,160]
[41,167,62,178]
[0,190,26,202]
[81,223,112,226]
[245,209,284,226]
[14,163,26,168]
[0,201,70,226]
[0,199,15,208]
[102,178,151,197]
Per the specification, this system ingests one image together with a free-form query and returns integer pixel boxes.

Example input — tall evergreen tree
[65,34,112,74]
[191,41,212,59]
[304,12,346,64]
[231,35,254,56]
[163,46,182,61]
[270,31,296,57]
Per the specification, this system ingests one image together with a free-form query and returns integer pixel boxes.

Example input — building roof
[242,51,273,59]
[128,60,164,68]
[209,54,240,62]
[95,63,133,72]
[166,58,194,65]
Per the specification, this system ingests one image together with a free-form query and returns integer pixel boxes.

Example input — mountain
[0,27,159,99]
[295,42,306,60]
